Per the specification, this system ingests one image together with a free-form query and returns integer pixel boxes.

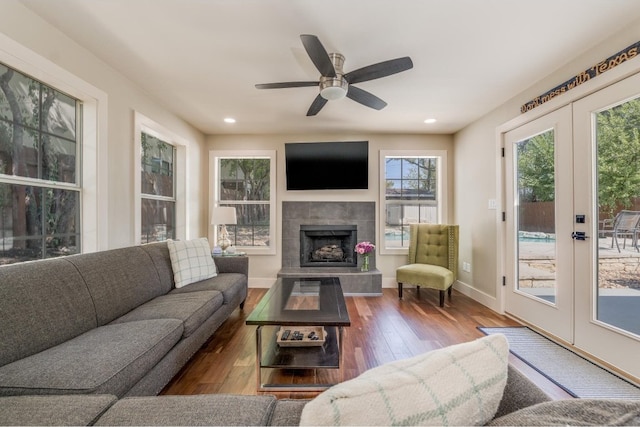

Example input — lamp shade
[211,206,237,225]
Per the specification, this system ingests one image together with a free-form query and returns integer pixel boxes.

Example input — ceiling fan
[255,34,413,116]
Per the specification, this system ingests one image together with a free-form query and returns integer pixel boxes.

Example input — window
[379,150,447,252]
[140,132,176,243]
[0,62,81,264]
[210,151,276,254]
[134,112,187,245]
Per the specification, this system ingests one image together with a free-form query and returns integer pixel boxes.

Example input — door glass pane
[595,96,640,336]
[515,129,557,303]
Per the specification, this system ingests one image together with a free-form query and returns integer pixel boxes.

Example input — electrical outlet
[462,262,471,273]
[488,199,498,210]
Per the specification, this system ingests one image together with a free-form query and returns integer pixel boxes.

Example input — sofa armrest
[213,256,248,276]
[494,364,552,419]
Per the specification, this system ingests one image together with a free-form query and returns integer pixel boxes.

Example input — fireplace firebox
[300,225,357,267]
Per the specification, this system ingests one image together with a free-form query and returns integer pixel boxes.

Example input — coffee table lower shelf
[256,325,343,391]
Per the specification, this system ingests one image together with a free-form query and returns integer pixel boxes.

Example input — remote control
[281,329,291,340]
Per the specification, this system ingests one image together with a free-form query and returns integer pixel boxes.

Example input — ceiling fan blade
[300,34,336,78]
[347,86,387,110]
[255,81,318,89]
[306,95,328,116]
[344,56,413,84]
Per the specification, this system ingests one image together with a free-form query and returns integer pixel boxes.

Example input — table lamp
[211,206,237,253]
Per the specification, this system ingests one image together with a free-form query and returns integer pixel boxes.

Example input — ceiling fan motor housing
[320,53,348,100]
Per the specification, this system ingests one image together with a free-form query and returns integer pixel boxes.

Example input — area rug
[478,326,640,399]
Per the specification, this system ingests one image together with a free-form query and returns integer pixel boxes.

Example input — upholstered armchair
[396,224,459,307]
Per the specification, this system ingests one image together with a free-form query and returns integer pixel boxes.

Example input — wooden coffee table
[245,276,351,391]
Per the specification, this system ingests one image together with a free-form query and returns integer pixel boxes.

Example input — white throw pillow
[300,334,509,426]
[167,238,217,288]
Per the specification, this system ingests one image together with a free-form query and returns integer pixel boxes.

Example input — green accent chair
[396,224,459,307]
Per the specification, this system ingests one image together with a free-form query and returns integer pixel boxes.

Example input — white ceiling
[20,0,640,135]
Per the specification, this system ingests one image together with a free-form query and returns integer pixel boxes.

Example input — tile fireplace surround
[278,201,382,295]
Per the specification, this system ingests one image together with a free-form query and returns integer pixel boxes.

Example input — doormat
[478,326,640,399]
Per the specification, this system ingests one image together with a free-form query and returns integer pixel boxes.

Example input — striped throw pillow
[300,334,509,426]
[167,238,217,288]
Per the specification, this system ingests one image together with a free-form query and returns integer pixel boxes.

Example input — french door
[504,72,640,379]
[573,72,640,378]
[504,105,574,343]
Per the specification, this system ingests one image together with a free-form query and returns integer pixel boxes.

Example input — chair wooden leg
[439,290,445,307]
[398,282,403,299]
[448,286,452,297]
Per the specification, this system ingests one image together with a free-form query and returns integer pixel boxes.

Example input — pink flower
[354,241,375,254]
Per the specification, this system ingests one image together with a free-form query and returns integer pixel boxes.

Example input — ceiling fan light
[321,85,347,100]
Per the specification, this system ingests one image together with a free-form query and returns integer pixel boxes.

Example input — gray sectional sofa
[5,364,639,426]
[0,365,553,426]
[0,241,247,398]
[2,241,640,425]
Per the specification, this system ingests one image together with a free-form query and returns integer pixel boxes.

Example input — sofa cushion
[0,394,117,426]
[111,291,224,338]
[488,399,640,426]
[95,394,277,426]
[140,241,176,294]
[0,258,97,367]
[269,399,309,426]
[299,334,509,426]
[170,273,246,306]
[66,246,167,325]
[167,238,217,288]
[0,319,183,398]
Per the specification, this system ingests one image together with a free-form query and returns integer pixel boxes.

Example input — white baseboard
[454,280,502,313]
[382,277,397,288]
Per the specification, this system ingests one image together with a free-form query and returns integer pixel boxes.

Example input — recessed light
[224,117,236,124]
[424,118,437,124]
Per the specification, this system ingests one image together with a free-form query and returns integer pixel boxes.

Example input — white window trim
[134,112,188,244]
[209,150,276,255]
[0,32,108,253]
[379,149,448,255]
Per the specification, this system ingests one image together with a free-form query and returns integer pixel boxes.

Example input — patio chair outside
[600,210,640,252]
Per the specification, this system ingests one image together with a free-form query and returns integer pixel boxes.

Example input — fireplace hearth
[300,225,357,267]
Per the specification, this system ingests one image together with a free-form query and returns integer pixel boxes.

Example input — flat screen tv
[285,141,369,190]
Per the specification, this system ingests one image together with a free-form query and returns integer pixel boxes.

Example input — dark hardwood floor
[162,287,572,400]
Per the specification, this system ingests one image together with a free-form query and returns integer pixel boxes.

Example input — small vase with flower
[354,241,375,272]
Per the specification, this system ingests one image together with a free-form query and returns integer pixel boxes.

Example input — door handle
[571,232,589,240]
